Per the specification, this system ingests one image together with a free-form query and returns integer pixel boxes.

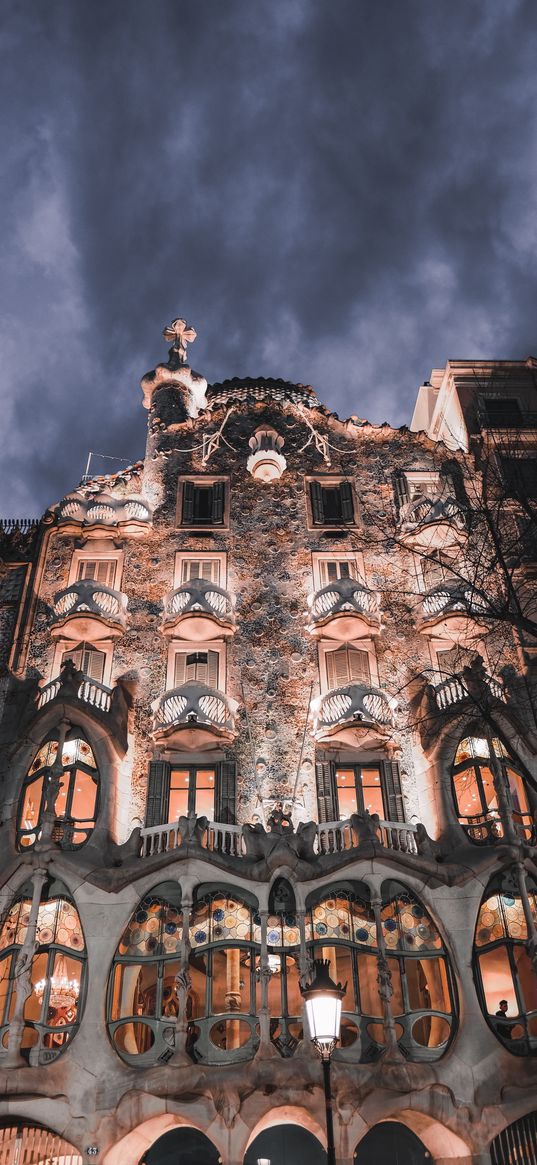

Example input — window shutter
[84,645,106,682]
[174,652,187,687]
[216,760,236,823]
[310,481,324,525]
[207,650,219,689]
[339,480,354,523]
[315,759,337,823]
[348,647,371,685]
[182,481,195,524]
[326,645,350,690]
[212,481,225,524]
[381,760,405,823]
[62,644,82,671]
[145,761,171,826]
[394,472,408,509]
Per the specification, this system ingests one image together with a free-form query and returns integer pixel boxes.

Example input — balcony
[51,580,128,641]
[56,492,151,537]
[35,661,130,752]
[312,682,396,749]
[152,681,239,750]
[316,817,419,855]
[431,671,506,712]
[398,494,466,550]
[307,578,380,640]
[161,579,235,641]
[419,580,490,641]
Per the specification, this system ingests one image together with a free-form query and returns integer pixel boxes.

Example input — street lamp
[301,958,346,1165]
[257,1159,271,1165]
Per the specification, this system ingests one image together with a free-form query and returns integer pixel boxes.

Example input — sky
[1,0,537,516]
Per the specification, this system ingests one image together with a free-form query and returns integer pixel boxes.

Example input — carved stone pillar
[35,719,70,852]
[484,728,517,845]
[371,894,402,1061]
[255,910,274,1055]
[171,891,192,1065]
[225,948,242,1050]
[5,867,47,1068]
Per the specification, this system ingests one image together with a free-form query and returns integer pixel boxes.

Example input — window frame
[167,639,226,692]
[334,763,387,820]
[305,476,359,531]
[174,552,227,588]
[168,764,217,820]
[177,476,230,531]
[68,545,123,589]
[318,637,378,694]
[51,637,114,687]
[17,731,100,851]
[311,552,364,591]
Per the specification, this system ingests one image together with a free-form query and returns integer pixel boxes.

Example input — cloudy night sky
[1,0,537,516]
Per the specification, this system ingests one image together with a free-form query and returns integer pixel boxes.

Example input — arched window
[380,880,455,1058]
[306,882,455,1062]
[107,882,183,1065]
[0,1120,82,1163]
[451,730,533,844]
[17,728,100,850]
[307,883,383,1061]
[0,879,86,1064]
[255,878,303,1057]
[354,1121,430,1164]
[474,870,537,1055]
[188,888,259,1062]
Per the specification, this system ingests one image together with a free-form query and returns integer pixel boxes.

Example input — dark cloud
[1,0,536,513]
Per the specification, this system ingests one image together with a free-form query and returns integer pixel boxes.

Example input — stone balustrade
[162,578,235,638]
[38,673,113,713]
[51,580,128,639]
[432,671,506,711]
[307,577,380,636]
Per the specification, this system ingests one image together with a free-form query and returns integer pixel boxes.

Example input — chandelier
[34,956,79,1010]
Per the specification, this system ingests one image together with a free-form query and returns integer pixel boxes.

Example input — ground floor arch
[140,1126,220,1164]
[244,1123,326,1164]
[0,1119,82,1163]
[491,1110,537,1164]
[354,1121,430,1164]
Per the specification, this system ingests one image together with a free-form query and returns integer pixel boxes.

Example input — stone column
[371,893,402,1060]
[256,909,276,1056]
[484,728,517,845]
[297,907,315,1052]
[171,890,192,1064]
[5,867,47,1068]
[35,719,70,851]
[225,948,242,1050]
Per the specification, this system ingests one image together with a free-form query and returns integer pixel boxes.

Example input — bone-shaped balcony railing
[307,577,380,626]
[152,681,238,738]
[421,579,490,622]
[57,493,151,527]
[162,578,235,629]
[313,682,395,736]
[52,580,128,630]
[398,493,466,532]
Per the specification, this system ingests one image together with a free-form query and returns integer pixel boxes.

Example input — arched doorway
[245,1125,326,1164]
[0,1120,82,1162]
[141,1127,220,1164]
[354,1122,430,1164]
[491,1109,537,1164]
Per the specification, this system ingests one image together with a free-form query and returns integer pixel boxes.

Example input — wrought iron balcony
[161,578,235,640]
[398,494,466,549]
[312,682,396,746]
[56,492,151,535]
[152,681,238,749]
[420,580,490,639]
[51,580,128,640]
[307,578,380,639]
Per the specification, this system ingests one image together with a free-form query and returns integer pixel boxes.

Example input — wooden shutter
[381,760,405,823]
[78,559,116,587]
[145,760,171,826]
[212,481,225,524]
[83,644,106,682]
[310,480,324,524]
[315,759,337,823]
[394,472,408,509]
[207,649,219,689]
[339,480,354,522]
[174,652,187,687]
[348,646,371,684]
[182,481,195,524]
[216,760,236,823]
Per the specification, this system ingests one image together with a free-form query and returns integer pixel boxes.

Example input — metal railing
[153,682,237,735]
[313,683,395,736]
[163,578,234,627]
[307,577,380,626]
[422,580,490,621]
[52,579,128,628]
[57,493,151,527]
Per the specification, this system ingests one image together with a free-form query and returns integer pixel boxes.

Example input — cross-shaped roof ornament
[162,318,197,365]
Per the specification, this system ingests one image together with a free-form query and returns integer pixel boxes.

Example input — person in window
[495,999,515,1039]
[267,801,293,833]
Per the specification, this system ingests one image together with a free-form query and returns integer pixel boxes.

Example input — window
[0,566,26,604]
[482,397,523,427]
[500,455,537,499]
[61,642,106,683]
[318,557,360,586]
[107,882,183,1065]
[451,731,533,845]
[325,644,371,689]
[17,730,100,850]
[178,479,227,527]
[178,557,222,585]
[173,649,219,688]
[474,870,537,1055]
[421,552,453,591]
[308,479,355,527]
[0,1123,82,1163]
[0,880,86,1063]
[335,765,386,819]
[403,471,443,503]
[188,891,260,1061]
[168,766,216,819]
[76,559,116,588]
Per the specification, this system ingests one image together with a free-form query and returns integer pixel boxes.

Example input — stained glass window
[452,729,532,845]
[0,880,86,1064]
[474,871,537,1055]
[17,729,99,850]
[189,894,252,948]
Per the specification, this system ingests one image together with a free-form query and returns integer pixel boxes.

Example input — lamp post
[301,958,346,1165]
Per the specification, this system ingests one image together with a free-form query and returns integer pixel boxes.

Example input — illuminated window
[107,883,183,1065]
[169,767,216,820]
[335,765,386,819]
[0,880,86,1064]
[17,730,99,850]
[474,871,537,1055]
[0,1121,83,1162]
[452,730,533,845]
[188,890,260,1062]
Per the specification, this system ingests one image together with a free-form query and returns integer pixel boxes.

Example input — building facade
[0,325,536,1164]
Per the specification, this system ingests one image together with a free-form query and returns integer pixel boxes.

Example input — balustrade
[51,579,128,639]
[307,577,380,638]
[162,578,235,639]
[152,681,238,747]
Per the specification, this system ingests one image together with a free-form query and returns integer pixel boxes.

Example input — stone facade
[0,329,536,1164]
